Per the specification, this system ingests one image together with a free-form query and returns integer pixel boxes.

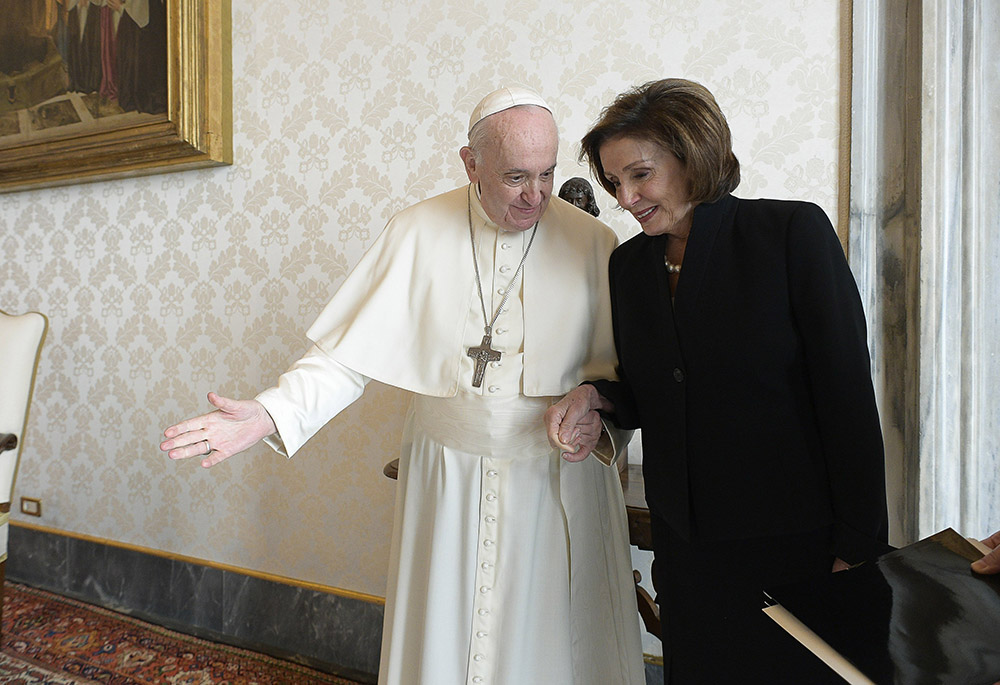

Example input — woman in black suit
[547,79,890,683]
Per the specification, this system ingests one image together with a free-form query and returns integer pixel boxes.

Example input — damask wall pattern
[2,0,841,597]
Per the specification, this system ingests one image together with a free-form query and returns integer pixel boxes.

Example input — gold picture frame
[0,0,232,194]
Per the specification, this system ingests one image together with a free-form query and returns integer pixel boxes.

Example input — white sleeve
[255,344,370,457]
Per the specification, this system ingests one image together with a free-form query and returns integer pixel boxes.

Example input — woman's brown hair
[580,79,740,205]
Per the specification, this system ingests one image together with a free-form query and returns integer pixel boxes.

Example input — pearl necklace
[664,257,682,274]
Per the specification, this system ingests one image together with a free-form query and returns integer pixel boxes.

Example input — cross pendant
[467,333,502,388]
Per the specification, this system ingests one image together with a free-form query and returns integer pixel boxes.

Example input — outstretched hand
[544,385,611,462]
[972,529,1000,575]
[160,392,276,468]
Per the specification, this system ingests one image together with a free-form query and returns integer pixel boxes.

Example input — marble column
[850,0,1000,545]
[917,0,1000,539]
[849,0,922,547]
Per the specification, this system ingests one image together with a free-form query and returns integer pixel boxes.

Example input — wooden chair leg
[633,568,661,639]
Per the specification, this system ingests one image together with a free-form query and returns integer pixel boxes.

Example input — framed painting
[0,0,231,194]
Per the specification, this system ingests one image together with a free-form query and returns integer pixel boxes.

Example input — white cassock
[256,185,645,685]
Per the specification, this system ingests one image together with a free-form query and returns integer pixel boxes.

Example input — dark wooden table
[620,463,652,550]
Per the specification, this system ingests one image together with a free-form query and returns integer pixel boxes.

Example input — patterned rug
[2,582,364,684]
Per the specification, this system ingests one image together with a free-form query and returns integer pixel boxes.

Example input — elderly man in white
[161,87,643,685]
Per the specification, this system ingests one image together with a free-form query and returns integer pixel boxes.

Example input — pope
[161,87,644,685]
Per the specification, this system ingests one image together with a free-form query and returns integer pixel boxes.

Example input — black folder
[763,529,1000,685]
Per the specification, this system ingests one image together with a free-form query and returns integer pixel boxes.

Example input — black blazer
[593,195,889,563]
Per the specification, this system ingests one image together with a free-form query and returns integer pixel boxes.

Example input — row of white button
[467,458,501,684]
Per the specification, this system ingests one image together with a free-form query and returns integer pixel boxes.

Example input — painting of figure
[0,0,229,193]
[0,0,167,146]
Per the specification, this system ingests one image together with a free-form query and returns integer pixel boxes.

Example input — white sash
[412,393,552,459]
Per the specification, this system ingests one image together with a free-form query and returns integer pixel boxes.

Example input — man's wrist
[580,382,613,413]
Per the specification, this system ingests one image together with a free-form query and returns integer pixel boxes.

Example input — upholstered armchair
[0,309,48,625]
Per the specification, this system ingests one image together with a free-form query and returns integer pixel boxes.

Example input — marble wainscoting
[9,524,666,683]
[7,524,382,684]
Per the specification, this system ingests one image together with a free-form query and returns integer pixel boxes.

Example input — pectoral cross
[467,332,501,388]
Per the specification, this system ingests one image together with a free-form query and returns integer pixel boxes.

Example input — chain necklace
[466,183,538,388]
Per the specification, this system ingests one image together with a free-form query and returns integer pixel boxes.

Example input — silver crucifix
[467,333,502,388]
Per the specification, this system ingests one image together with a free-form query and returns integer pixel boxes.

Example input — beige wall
[3,0,842,598]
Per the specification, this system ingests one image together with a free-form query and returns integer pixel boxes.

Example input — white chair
[0,309,48,624]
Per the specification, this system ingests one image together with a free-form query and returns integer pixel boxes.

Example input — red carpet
[2,582,364,684]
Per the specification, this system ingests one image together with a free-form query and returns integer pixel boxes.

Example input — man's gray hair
[467,118,493,162]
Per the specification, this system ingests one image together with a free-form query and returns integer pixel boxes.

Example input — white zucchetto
[468,86,551,135]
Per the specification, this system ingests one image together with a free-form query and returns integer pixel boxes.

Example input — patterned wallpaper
[2,0,842,598]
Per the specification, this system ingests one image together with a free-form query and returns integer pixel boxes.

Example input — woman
[547,79,890,683]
